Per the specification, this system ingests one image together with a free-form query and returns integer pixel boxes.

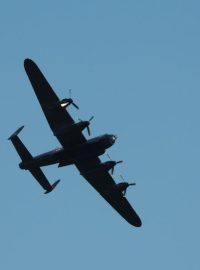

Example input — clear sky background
[0,1,200,269]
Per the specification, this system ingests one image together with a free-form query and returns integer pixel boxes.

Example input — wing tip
[134,219,142,227]
[131,215,142,227]
[24,58,35,69]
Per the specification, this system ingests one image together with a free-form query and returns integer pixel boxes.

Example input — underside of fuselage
[30,147,105,168]
[19,134,115,169]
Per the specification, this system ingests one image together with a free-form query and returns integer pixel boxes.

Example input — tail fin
[8,126,33,161]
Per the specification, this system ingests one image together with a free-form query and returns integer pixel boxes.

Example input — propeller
[79,116,94,136]
[113,175,136,196]
[86,116,94,136]
[107,154,123,174]
[120,174,136,185]
[60,89,79,109]
[62,89,79,109]
[120,174,136,195]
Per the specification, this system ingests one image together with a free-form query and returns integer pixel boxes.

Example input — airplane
[9,59,142,227]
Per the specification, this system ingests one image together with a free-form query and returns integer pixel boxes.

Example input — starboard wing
[75,157,142,227]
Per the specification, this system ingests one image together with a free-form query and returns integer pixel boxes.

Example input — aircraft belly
[72,144,105,157]
[34,157,59,167]
[33,150,64,167]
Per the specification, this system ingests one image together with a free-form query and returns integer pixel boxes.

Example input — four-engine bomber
[9,59,142,227]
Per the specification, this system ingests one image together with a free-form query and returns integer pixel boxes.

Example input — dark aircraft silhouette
[9,59,142,227]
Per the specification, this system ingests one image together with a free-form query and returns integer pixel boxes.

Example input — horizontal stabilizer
[8,126,33,162]
[29,165,60,193]
[8,125,24,140]
[44,179,61,194]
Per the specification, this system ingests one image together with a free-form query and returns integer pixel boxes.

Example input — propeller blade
[116,160,123,164]
[120,174,125,181]
[72,102,79,110]
[69,89,72,98]
[111,167,114,175]
[67,89,79,109]
[86,116,94,135]
[107,153,112,161]
[129,183,136,186]
[87,126,91,136]
[89,116,94,122]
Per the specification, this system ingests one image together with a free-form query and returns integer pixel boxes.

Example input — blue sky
[0,1,200,269]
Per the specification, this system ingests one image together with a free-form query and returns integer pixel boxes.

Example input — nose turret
[109,134,117,145]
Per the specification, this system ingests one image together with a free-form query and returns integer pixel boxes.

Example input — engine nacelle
[80,161,116,176]
[49,97,79,110]
[54,121,89,136]
[47,99,71,110]
[114,182,136,196]
[59,98,72,108]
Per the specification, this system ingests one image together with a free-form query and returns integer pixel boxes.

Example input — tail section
[9,126,61,194]
[8,126,33,162]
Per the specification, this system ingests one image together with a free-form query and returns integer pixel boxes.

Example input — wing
[75,158,142,227]
[24,59,86,148]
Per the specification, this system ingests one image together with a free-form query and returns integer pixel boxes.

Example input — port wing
[24,59,86,149]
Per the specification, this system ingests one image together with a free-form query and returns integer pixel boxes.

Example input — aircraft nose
[110,134,117,144]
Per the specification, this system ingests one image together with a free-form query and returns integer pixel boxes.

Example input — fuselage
[19,134,116,170]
